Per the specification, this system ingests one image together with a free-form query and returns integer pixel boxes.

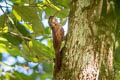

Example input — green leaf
[42,62,54,74]
[22,42,33,61]
[15,22,30,36]
[45,27,51,35]
[0,15,7,28]
[45,6,69,19]
[12,10,33,33]
[114,41,120,69]
[9,0,36,4]
[60,17,67,25]
[21,0,36,4]
[47,39,53,49]
[0,54,2,60]
[43,0,61,11]
[44,6,56,18]
[7,47,22,56]
[9,0,21,4]
[0,42,22,56]
[55,0,70,8]
[0,43,7,53]
[22,40,55,62]
[0,37,8,42]
[13,6,45,36]
[57,8,69,18]
[115,70,120,80]
[2,33,22,46]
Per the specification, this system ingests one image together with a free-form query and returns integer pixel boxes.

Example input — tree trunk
[54,0,116,80]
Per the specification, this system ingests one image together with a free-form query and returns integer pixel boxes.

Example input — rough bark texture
[54,0,116,80]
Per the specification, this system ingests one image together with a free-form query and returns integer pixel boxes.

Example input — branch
[8,32,31,41]
[0,6,11,8]
[0,7,26,41]
[4,0,13,6]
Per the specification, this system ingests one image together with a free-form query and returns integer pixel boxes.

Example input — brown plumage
[48,16,64,73]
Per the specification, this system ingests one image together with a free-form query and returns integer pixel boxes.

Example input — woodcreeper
[48,15,64,73]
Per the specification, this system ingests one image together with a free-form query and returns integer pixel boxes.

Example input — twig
[0,6,25,41]
[8,32,30,41]
[0,5,11,8]
[4,0,13,6]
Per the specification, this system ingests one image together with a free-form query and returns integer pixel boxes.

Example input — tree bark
[54,0,116,80]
